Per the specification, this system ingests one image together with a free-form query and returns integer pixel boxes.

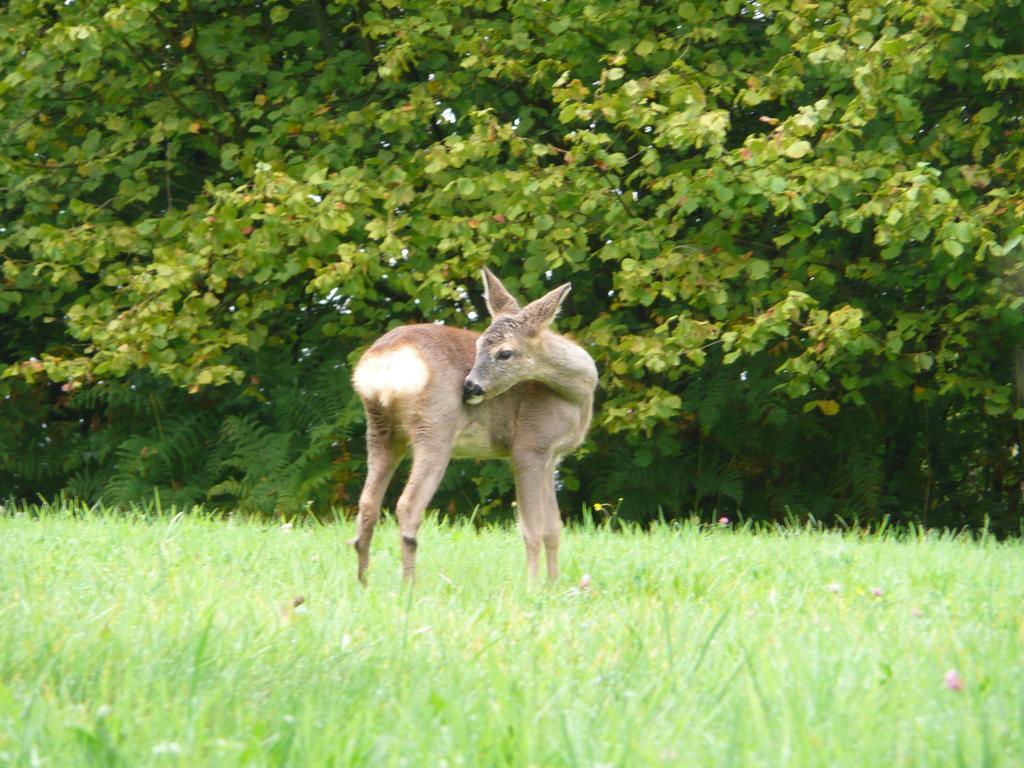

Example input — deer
[349,268,598,585]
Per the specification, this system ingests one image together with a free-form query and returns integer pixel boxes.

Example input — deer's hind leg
[352,402,405,585]
[393,421,457,583]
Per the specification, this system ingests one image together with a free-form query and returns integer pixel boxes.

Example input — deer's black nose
[462,379,485,402]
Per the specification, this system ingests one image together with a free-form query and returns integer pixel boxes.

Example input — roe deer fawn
[350,268,598,584]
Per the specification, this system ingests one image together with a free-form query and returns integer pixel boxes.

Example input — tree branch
[307,0,337,59]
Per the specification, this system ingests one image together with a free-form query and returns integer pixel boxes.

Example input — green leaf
[748,259,770,280]
[815,400,840,416]
[633,447,653,468]
[784,141,812,159]
[635,40,656,57]
[942,239,964,257]
[975,105,999,124]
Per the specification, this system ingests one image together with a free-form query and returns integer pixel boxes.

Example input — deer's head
[462,268,571,404]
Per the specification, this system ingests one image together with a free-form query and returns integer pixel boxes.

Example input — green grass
[1,504,1022,767]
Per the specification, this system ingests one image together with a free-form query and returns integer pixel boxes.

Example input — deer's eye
[495,349,514,361]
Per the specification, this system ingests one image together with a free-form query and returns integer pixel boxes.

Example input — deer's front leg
[540,472,561,581]
[513,450,559,582]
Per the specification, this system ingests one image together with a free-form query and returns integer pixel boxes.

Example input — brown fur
[350,270,598,584]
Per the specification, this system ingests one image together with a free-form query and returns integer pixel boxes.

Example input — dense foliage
[2,0,1023,529]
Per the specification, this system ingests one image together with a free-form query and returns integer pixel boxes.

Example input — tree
[2,0,1022,528]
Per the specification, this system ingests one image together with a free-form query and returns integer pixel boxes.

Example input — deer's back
[352,324,477,409]
[353,323,591,460]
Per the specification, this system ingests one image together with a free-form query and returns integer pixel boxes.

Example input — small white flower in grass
[826,582,842,593]
[870,587,883,598]
[579,573,591,591]
[152,743,182,756]
[718,516,730,526]
[412,626,432,636]
[911,606,924,618]
[944,669,965,691]
[280,522,293,532]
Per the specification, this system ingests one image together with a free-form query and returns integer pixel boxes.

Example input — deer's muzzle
[462,378,485,404]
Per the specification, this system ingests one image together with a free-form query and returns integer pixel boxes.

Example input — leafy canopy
[1,0,1023,528]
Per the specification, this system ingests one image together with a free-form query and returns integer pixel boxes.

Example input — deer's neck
[534,332,599,406]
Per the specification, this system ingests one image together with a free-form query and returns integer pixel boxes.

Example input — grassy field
[1,504,1022,767]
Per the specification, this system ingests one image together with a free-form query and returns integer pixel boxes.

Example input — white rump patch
[352,345,430,406]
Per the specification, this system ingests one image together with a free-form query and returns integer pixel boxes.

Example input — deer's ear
[521,283,571,332]
[481,267,521,317]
